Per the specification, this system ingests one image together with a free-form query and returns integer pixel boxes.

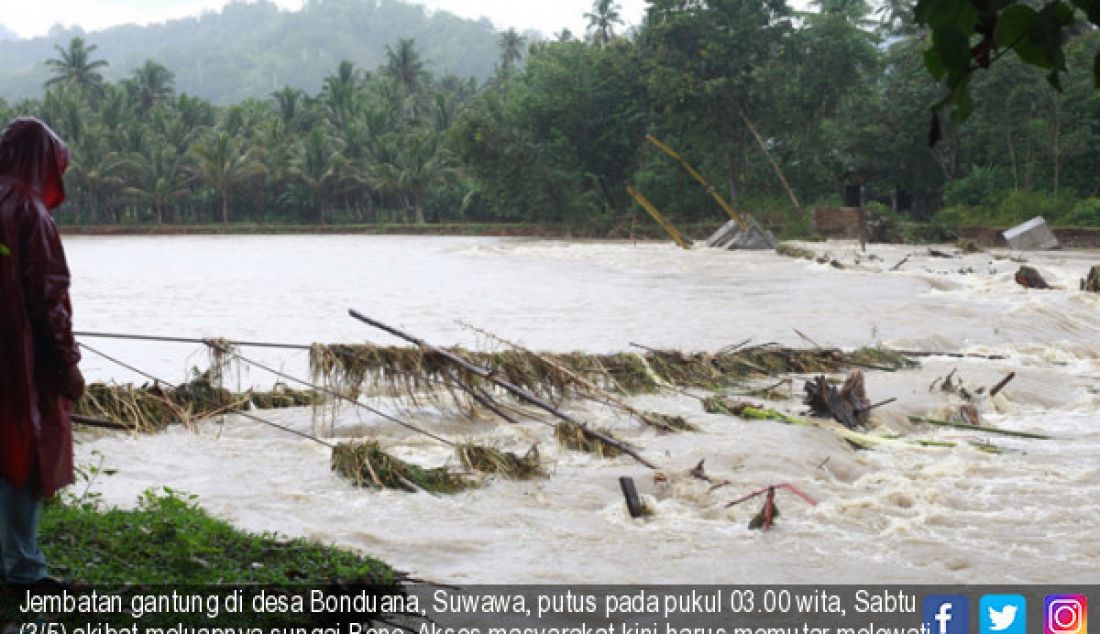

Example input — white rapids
[64,235,1100,583]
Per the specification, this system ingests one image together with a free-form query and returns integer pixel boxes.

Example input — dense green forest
[0,0,503,103]
[1,0,1098,235]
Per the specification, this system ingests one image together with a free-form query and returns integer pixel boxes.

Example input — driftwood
[687,458,730,489]
[1015,265,1051,289]
[72,414,138,431]
[934,369,981,424]
[688,459,709,482]
[803,369,871,429]
[989,372,1016,397]
[349,310,659,469]
[793,329,824,349]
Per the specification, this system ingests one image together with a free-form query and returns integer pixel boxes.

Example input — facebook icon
[924,596,970,634]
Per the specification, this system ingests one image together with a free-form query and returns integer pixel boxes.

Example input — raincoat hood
[0,117,70,211]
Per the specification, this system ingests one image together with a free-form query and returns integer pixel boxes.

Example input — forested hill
[0,0,504,104]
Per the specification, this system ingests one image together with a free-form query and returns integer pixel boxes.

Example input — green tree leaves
[917,0,1091,143]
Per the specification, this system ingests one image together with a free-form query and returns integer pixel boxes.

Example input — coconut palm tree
[584,0,624,46]
[40,89,86,144]
[223,98,271,140]
[45,37,109,98]
[131,60,176,114]
[272,86,306,127]
[322,60,361,129]
[431,92,464,133]
[175,93,217,130]
[65,131,126,224]
[148,107,196,153]
[122,142,191,224]
[188,131,264,224]
[384,39,425,96]
[498,29,526,71]
[96,84,132,132]
[373,128,453,224]
[290,127,346,224]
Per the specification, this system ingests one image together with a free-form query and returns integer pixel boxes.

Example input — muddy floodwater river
[65,235,1100,583]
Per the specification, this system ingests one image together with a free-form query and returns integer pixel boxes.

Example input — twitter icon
[982,595,1028,634]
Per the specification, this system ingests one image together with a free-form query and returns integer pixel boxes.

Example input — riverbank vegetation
[1,0,1098,237]
[41,488,395,584]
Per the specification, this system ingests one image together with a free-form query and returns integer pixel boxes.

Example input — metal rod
[75,330,310,351]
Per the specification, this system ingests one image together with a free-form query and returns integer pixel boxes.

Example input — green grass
[40,488,395,585]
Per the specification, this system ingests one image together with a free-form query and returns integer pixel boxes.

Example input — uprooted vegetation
[554,422,625,458]
[74,373,320,432]
[331,440,473,493]
[308,343,915,405]
[79,341,915,453]
[456,443,545,480]
[77,330,942,499]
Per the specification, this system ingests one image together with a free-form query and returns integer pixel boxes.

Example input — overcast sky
[1,0,649,39]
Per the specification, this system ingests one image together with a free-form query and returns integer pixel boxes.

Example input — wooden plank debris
[619,476,650,518]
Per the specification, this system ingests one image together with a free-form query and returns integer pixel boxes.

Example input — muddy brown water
[65,236,1100,582]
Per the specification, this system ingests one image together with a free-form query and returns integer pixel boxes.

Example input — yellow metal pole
[645,134,747,230]
[626,184,693,250]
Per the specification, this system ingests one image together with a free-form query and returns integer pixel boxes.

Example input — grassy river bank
[40,489,395,585]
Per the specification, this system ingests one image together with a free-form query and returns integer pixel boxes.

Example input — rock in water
[1015,265,1051,289]
[1083,265,1100,293]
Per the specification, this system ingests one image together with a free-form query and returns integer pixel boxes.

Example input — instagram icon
[1045,595,1088,634]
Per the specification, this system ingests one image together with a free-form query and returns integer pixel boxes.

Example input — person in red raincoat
[0,117,85,587]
